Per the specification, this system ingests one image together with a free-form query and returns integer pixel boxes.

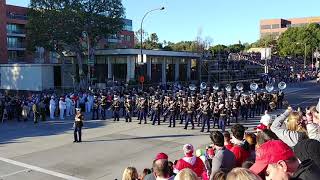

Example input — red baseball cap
[207,148,215,157]
[250,140,295,174]
[255,124,268,131]
[155,153,168,160]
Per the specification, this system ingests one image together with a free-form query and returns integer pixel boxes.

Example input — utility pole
[265,41,268,74]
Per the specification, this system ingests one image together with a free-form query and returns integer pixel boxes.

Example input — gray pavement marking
[0,157,84,180]
[285,88,307,94]
[0,169,31,178]
[292,98,319,107]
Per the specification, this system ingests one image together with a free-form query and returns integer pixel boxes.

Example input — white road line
[0,157,85,180]
[0,169,30,178]
[285,88,307,94]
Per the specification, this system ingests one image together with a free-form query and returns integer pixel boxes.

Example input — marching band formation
[89,82,287,133]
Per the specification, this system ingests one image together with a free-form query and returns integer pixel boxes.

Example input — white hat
[183,144,194,155]
[76,108,81,112]
[219,104,224,109]
[260,114,271,126]
[317,98,320,112]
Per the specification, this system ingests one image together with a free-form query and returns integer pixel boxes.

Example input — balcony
[107,38,120,43]
[7,30,26,37]
[7,42,26,51]
[7,13,28,21]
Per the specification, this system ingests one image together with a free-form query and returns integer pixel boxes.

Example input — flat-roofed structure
[260,16,320,38]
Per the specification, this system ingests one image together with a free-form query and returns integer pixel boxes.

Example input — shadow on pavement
[0,112,114,145]
[81,133,203,143]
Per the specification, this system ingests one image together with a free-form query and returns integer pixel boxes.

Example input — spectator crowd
[121,99,320,180]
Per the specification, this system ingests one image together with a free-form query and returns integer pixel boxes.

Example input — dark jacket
[291,159,320,180]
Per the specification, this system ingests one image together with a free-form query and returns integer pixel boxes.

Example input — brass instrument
[269,101,276,110]
[200,82,207,90]
[282,100,289,108]
[125,100,131,113]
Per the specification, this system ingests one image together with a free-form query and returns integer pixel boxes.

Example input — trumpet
[282,100,289,108]
[269,101,276,110]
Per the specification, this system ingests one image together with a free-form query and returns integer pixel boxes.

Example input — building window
[8,50,25,62]
[7,37,25,48]
[291,23,307,27]
[123,25,133,31]
[6,24,25,34]
[271,24,280,29]
[261,25,271,29]
[126,35,131,42]
[122,19,133,31]
[7,12,27,20]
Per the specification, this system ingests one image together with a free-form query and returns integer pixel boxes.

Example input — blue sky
[7,0,320,45]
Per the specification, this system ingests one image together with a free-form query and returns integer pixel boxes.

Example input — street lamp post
[139,7,165,80]
[82,31,91,87]
[264,41,268,74]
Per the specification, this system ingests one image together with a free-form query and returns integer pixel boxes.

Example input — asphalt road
[0,81,319,180]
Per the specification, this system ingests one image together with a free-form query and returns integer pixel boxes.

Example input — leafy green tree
[144,33,162,49]
[27,0,125,88]
[277,23,320,60]
[209,44,228,55]
[228,43,245,53]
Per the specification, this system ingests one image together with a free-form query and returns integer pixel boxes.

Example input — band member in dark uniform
[249,94,256,118]
[231,100,239,123]
[184,99,195,130]
[179,98,187,124]
[225,100,231,126]
[111,97,120,121]
[74,108,84,143]
[151,99,161,125]
[196,99,204,127]
[277,91,284,109]
[200,101,210,132]
[212,103,220,128]
[168,98,176,128]
[219,104,227,132]
[255,93,262,115]
[138,97,147,124]
[92,96,99,120]
[240,96,248,121]
[124,98,132,122]
[162,96,170,122]
[100,95,107,120]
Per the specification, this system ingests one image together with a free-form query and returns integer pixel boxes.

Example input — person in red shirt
[223,131,233,150]
[230,124,250,167]
[174,144,205,177]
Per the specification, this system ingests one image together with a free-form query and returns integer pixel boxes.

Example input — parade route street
[0,81,319,180]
